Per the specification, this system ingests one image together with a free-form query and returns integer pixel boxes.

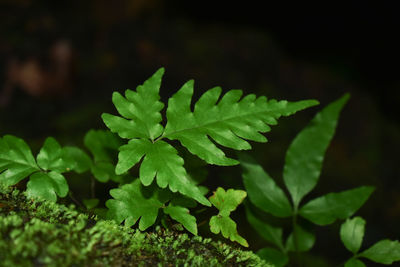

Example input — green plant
[239,94,400,266]
[0,68,318,248]
[340,216,400,266]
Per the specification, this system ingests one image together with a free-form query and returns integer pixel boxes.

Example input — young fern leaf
[209,187,248,247]
[106,179,198,234]
[102,68,318,206]
[0,135,87,201]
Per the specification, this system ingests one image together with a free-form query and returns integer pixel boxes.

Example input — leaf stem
[292,207,302,267]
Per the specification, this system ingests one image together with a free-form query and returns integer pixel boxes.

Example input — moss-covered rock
[0,184,272,267]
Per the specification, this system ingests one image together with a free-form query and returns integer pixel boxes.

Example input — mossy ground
[0,184,272,267]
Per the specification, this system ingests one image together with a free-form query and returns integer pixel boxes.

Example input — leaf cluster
[0,68,317,246]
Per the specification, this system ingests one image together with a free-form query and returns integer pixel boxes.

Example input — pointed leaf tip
[283,94,350,207]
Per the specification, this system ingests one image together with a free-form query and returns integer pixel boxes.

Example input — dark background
[1,1,399,266]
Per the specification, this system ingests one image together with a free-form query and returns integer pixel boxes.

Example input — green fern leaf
[0,135,39,186]
[164,197,198,235]
[107,179,198,234]
[106,179,171,230]
[102,68,317,206]
[26,171,68,202]
[116,139,209,206]
[164,81,319,165]
[102,68,165,141]
[0,135,83,201]
[209,187,248,246]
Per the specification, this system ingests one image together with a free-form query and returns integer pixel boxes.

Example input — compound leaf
[209,187,248,246]
[245,205,284,250]
[106,179,171,230]
[299,186,374,225]
[239,152,292,217]
[37,137,76,173]
[344,258,366,267]
[26,171,68,202]
[117,139,210,206]
[340,216,366,254]
[0,135,39,185]
[102,68,165,141]
[257,247,289,267]
[359,240,400,265]
[286,224,316,252]
[164,81,318,166]
[283,94,349,207]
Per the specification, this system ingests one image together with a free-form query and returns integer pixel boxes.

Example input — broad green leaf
[106,179,171,230]
[286,224,315,252]
[340,217,366,254]
[239,152,292,217]
[164,201,197,235]
[26,171,68,202]
[344,258,366,267]
[257,247,289,267]
[116,139,210,206]
[37,137,76,173]
[164,81,318,166]
[359,239,400,265]
[299,186,374,225]
[63,146,92,173]
[209,187,248,246]
[102,68,165,140]
[0,135,39,185]
[283,94,349,207]
[245,205,284,250]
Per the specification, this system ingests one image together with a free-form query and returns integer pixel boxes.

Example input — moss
[0,184,272,267]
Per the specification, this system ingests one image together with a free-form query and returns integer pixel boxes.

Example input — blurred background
[0,1,399,266]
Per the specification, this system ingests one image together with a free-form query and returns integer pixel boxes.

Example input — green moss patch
[0,184,271,266]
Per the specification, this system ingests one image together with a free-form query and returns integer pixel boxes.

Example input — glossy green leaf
[239,152,292,217]
[344,258,366,267]
[299,186,374,225]
[0,135,39,186]
[37,137,75,173]
[106,179,171,230]
[63,146,92,173]
[340,217,366,254]
[116,139,209,206]
[286,224,316,252]
[164,200,197,235]
[359,239,400,264]
[209,187,248,246]
[164,81,318,166]
[245,205,284,250]
[26,171,68,202]
[283,94,349,207]
[102,68,165,140]
[257,247,289,267]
